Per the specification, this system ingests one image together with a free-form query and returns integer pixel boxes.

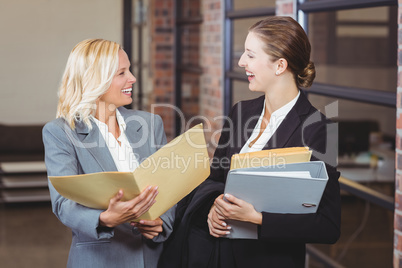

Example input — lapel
[234,96,265,154]
[117,107,148,163]
[74,119,117,172]
[264,90,311,149]
[73,107,149,171]
[232,91,311,154]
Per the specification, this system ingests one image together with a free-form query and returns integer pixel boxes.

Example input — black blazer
[159,91,341,268]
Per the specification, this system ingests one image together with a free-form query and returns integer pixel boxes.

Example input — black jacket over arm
[159,91,341,268]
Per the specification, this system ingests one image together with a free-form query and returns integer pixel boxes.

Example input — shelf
[1,174,48,188]
[1,189,50,203]
[0,161,49,203]
[0,161,47,174]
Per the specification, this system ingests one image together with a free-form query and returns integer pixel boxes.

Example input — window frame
[221,1,397,265]
[297,0,397,107]
[175,0,203,135]
[223,0,275,115]
[223,0,396,210]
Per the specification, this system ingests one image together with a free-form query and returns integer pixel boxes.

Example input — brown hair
[249,16,315,88]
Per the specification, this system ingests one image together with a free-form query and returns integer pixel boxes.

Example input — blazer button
[132,226,141,235]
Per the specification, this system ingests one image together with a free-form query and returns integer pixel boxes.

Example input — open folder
[49,123,210,221]
[224,161,328,239]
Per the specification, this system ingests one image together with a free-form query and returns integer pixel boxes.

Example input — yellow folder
[49,123,210,220]
[230,147,312,170]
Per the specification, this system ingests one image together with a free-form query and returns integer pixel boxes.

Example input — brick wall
[149,0,223,156]
[149,0,175,140]
[150,0,204,143]
[395,1,402,266]
[200,0,224,156]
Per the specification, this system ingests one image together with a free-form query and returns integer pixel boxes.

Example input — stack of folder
[224,147,329,239]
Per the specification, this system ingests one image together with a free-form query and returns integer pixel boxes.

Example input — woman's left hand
[214,194,262,225]
[131,217,163,239]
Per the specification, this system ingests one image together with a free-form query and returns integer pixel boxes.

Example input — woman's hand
[207,202,231,238]
[99,186,159,228]
[131,218,164,239]
[214,193,262,225]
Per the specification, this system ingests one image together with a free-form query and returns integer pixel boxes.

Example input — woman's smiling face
[238,32,278,93]
[98,49,136,108]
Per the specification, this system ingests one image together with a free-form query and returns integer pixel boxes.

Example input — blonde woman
[43,39,175,267]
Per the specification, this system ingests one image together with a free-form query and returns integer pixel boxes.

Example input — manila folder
[230,146,312,170]
[49,123,210,220]
[224,161,328,239]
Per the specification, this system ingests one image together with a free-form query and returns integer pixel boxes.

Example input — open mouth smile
[121,88,132,95]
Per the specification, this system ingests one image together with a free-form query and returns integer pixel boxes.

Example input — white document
[234,171,312,178]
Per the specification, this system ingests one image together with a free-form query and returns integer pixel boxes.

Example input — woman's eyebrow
[117,65,130,72]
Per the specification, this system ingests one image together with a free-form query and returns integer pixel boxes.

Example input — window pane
[308,7,397,92]
[308,94,395,185]
[233,80,263,104]
[310,198,393,267]
[233,0,275,10]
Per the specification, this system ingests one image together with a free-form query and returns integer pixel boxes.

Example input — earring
[275,71,279,76]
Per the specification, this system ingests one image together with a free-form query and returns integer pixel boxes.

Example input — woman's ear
[275,58,288,76]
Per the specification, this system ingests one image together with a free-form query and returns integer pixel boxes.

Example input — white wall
[0,0,122,125]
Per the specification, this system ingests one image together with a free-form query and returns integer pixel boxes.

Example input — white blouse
[92,109,140,172]
[240,91,300,154]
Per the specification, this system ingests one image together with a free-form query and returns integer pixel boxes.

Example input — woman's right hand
[99,186,159,228]
[207,198,231,238]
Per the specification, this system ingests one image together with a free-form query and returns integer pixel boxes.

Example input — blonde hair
[56,38,122,129]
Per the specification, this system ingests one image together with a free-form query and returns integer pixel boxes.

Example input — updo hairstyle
[249,16,315,88]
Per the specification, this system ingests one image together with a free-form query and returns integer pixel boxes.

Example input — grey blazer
[42,107,175,268]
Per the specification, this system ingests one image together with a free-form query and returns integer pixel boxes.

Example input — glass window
[308,93,394,266]
[309,198,393,267]
[306,5,397,189]
[309,7,397,92]
[233,0,275,10]
[300,3,397,267]
[308,94,395,185]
